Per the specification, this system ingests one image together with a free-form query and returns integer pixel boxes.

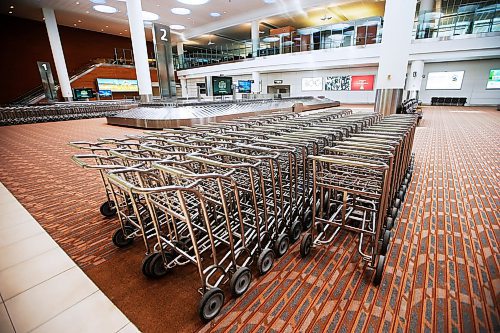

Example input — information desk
[106,97,340,129]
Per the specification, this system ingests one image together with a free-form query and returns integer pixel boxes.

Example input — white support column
[251,21,260,58]
[406,60,425,99]
[180,77,188,98]
[177,42,185,67]
[42,8,72,101]
[375,0,418,115]
[252,72,261,94]
[126,0,153,102]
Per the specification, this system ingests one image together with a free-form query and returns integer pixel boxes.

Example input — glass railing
[413,3,499,39]
[175,16,383,70]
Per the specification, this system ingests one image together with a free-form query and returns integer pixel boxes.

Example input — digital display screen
[96,78,139,92]
[238,80,252,93]
[325,76,351,91]
[324,75,374,91]
[212,77,233,96]
[302,77,323,91]
[486,69,500,89]
[425,71,464,90]
[98,90,112,97]
[73,88,93,100]
[351,75,375,91]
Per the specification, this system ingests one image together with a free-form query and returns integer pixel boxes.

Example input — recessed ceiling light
[78,19,82,22]
[142,11,159,21]
[75,1,79,4]
[90,0,106,4]
[171,7,191,15]
[85,10,90,13]
[10,5,14,8]
[9,11,13,14]
[93,5,118,13]
[105,25,109,27]
[210,12,221,17]
[170,24,186,30]
[74,23,77,26]
[177,0,210,5]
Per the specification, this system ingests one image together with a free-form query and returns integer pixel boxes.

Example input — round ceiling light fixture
[171,7,191,15]
[210,12,221,17]
[90,0,106,4]
[93,5,118,13]
[177,0,210,5]
[142,11,159,21]
[170,24,186,30]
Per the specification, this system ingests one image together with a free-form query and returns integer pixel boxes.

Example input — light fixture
[170,24,186,30]
[8,11,12,14]
[10,5,14,8]
[263,0,276,3]
[210,12,221,17]
[142,11,159,21]
[208,41,215,45]
[93,5,118,13]
[171,8,191,15]
[263,36,279,42]
[298,27,319,35]
[78,19,82,22]
[90,0,106,4]
[177,0,210,5]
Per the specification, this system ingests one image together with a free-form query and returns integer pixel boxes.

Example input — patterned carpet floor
[0,106,498,332]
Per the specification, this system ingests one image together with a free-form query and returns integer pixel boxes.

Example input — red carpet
[0,106,498,332]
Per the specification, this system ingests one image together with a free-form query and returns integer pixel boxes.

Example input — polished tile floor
[0,183,139,333]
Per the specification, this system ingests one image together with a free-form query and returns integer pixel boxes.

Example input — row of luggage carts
[70,108,417,321]
[0,102,133,126]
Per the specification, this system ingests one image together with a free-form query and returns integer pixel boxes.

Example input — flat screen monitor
[302,77,323,91]
[425,71,464,90]
[325,76,351,91]
[98,90,112,97]
[351,75,375,91]
[238,80,252,93]
[96,78,139,92]
[212,77,233,96]
[486,69,500,89]
[73,88,93,100]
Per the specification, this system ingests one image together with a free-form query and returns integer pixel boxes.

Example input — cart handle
[71,154,126,169]
[109,149,161,162]
[308,155,389,170]
[325,146,393,158]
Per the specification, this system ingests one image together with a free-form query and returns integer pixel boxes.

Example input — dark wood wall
[0,15,154,104]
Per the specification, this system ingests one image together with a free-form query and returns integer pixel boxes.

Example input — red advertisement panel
[351,75,375,91]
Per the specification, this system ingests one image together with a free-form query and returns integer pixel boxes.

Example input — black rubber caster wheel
[380,230,391,255]
[100,201,116,217]
[394,198,401,209]
[274,234,290,258]
[386,217,394,231]
[289,220,302,244]
[302,208,313,231]
[141,253,155,278]
[230,267,252,297]
[199,288,225,322]
[373,255,386,286]
[398,190,405,200]
[112,226,134,248]
[257,248,274,275]
[390,207,398,219]
[148,252,169,278]
[300,233,313,258]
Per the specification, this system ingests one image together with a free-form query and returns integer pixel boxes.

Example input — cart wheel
[274,234,290,258]
[380,230,391,255]
[398,190,405,200]
[199,288,225,322]
[149,252,170,278]
[257,248,274,275]
[289,221,302,244]
[300,233,313,258]
[390,207,398,219]
[373,255,386,286]
[403,178,409,186]
[302,208,313,230]
[141,253,155,277]
[100,201,116,217]
[230,267,252,297]
[386,217,394,231]
[112,226,134,248]
[394,198,401,209]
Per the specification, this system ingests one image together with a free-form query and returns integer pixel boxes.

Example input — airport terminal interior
[0,0,498,332]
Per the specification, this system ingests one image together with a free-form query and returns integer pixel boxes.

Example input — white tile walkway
[0,183,140,333]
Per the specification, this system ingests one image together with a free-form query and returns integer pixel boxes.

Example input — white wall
[418,59,500,105]
[185,59,500,105]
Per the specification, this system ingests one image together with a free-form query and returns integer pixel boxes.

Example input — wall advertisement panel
[486,69,500,89]
[325,75,375,91]
[425,71,465,90]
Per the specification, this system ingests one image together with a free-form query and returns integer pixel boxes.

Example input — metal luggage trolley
[300,155,392,285]
[108,167,247,321]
